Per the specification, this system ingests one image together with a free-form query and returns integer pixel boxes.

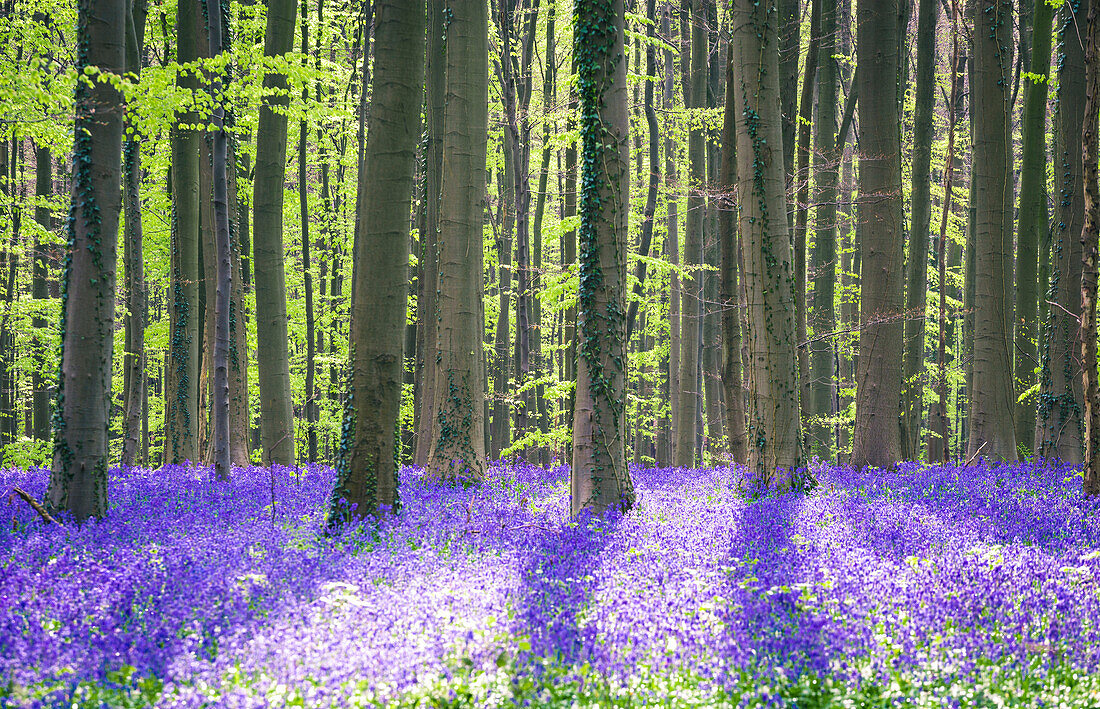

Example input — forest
[6,0,1100,705]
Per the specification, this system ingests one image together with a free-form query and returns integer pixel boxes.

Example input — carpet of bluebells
[4,460,1100,707]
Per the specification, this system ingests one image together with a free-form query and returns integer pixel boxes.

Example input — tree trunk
[662,3,679,465]
[48,0,126,520]
[850,0,905,470]
[120,0,148,468]
[570,0,635,515]
[794,0,821,450]
[426,0,488,482]
[1036,2,1086,463]
[165,0,201,465]
[298,0,318,464]
[732,0,803,483]
[492,161,513,459]
[1015,0,1054,455]
[900,0,937,461]
[719,20,747,465]
[31,143,50,443]
[674,0,706,467]
[1081,0,1100,494]
[415,0,444,466]
[328,0,424,521]
[808,0,838,457]
[252,0,297,466]
[778,0,799,215]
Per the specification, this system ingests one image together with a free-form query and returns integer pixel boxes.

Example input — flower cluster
[3,459,1100,706]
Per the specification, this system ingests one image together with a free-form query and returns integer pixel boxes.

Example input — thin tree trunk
[778,0,799,216]
[252,0,297,466]
[47,0,126,520]
[794,0,821,449]
[571,0,635,515]
[719,18,746,465]
[674,0,706,467]
[299,0,318,464]
[426,0,488,482]
[31,143,50,443]
[1015,0,1054,454]
[492,161,513,459]
[732,0,803,483]
[900,0,937,461]
[1081,0,1100,493]
[850,0,905,470]
[328,0,424,521]
[663,3,679,465]
[121,0,148,468]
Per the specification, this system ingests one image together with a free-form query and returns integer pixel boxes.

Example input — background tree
[850,0,905,470]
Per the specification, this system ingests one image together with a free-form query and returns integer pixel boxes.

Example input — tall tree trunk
[252,0,297,466]
[928,0,961,463]
[719,18,746,465]
[206,0,232,479]
[227,137,250,467]
[900,0,937,461]
[120,0,148,468]
[967,0,1017,462]
[426,0,488,482]
[1015,0,1054,454]
[809,0,838,457]
[31,143,50,443]
[47,0,125,520]
[1081,0,1100,493]
[415,0,443,466]
[0,141,15,449]
[571,0,635,515]
[328,0,424,521]
[732,0,803,483]
[794,0,821,449]
[778,0,799,217]
[1036,2,1086,463]
[662,3,679,465]
[850,0,905,470]
[674,0,706,467]
[165,0,201,465]
[492,161,513,459]
[299,0,318,464]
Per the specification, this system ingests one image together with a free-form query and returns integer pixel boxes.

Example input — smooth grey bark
[1081,0,1100,494]
[252,0,297,466]
[47,0,126,520]
[732,0,803,482]
[31,143,50,443]
[967,0,1017,462]
[328,0,424,521]
[900,0,937,461]
[165,0,201,465]
[1037,2,1086,463]
[673,0,706,467]
[570,0,635,515]
[426,0,488,482]
[850,0,905,470]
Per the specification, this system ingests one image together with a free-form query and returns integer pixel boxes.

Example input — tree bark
[1015,0,1054,454]
[732,0,803,483]
[31,143,50,443]
[570,0,635,515]
[426,0,489,482]
[900,0,937,461]
[673,0,706,468]
[328,0,424,521]
[47,0,126,520]
[120,0,148,468]
[850,0,905,470]
[252,0,297,466]
[1081,0,1100,494]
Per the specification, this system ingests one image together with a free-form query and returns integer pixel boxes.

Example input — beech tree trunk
[673,0,706,467]
[252,0,297,466]
[426,0,488,482]
[900,0,937,461]
[328,0,424,521]
[298,0,318,464]
[1015,0,1054,453]
[47,0,126,520]
[570,0,635,515]
[1036,2,1086,463]
[850,0,905,470]
[732,0,803,482]
[31,143,50,443]
[1081,0,1100,494]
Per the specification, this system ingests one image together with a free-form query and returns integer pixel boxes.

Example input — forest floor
[3,458,1100,707]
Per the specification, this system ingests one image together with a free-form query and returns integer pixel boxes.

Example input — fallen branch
[8,487,61,526]
[963,441,989,468]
